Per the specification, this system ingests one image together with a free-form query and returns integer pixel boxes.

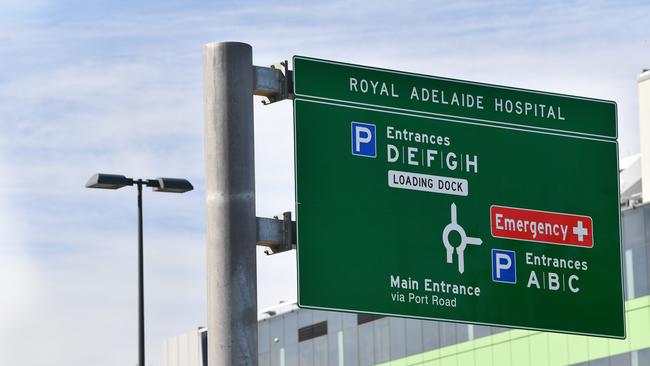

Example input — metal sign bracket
[256,211,296,255]
[253,60,294,105]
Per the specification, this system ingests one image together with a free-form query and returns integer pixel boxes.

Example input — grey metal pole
[203,42,257,365]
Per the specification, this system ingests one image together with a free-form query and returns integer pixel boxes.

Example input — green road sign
[293,56,625,338]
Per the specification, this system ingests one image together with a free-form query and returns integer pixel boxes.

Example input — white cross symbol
[573,221,588,242]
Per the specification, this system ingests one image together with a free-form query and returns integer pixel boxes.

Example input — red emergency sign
[490,205,593,248]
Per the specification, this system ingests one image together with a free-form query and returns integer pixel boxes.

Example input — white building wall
[162,329,202,366]
[638,70,650,201]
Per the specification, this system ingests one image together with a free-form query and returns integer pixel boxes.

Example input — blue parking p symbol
[351,122,376,158]
[492,249,516,284]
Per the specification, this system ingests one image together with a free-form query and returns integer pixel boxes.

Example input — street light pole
[85,174,193,366]
[137,180,145,366]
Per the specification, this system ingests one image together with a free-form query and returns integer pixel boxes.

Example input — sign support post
[203,41,258,366]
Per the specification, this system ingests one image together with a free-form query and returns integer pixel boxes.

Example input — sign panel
[293,56,624,338]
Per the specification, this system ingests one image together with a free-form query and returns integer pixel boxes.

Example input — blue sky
[1,1,649,365]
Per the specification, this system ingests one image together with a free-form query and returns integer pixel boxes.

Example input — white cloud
[0,147,43,364]
[1,1,648,365]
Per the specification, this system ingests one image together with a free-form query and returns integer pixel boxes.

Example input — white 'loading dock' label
[388,170,468,196]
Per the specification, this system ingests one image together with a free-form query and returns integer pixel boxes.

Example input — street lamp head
[86,173,134,189]
[152,177,194,193]
[86,174,192,193]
